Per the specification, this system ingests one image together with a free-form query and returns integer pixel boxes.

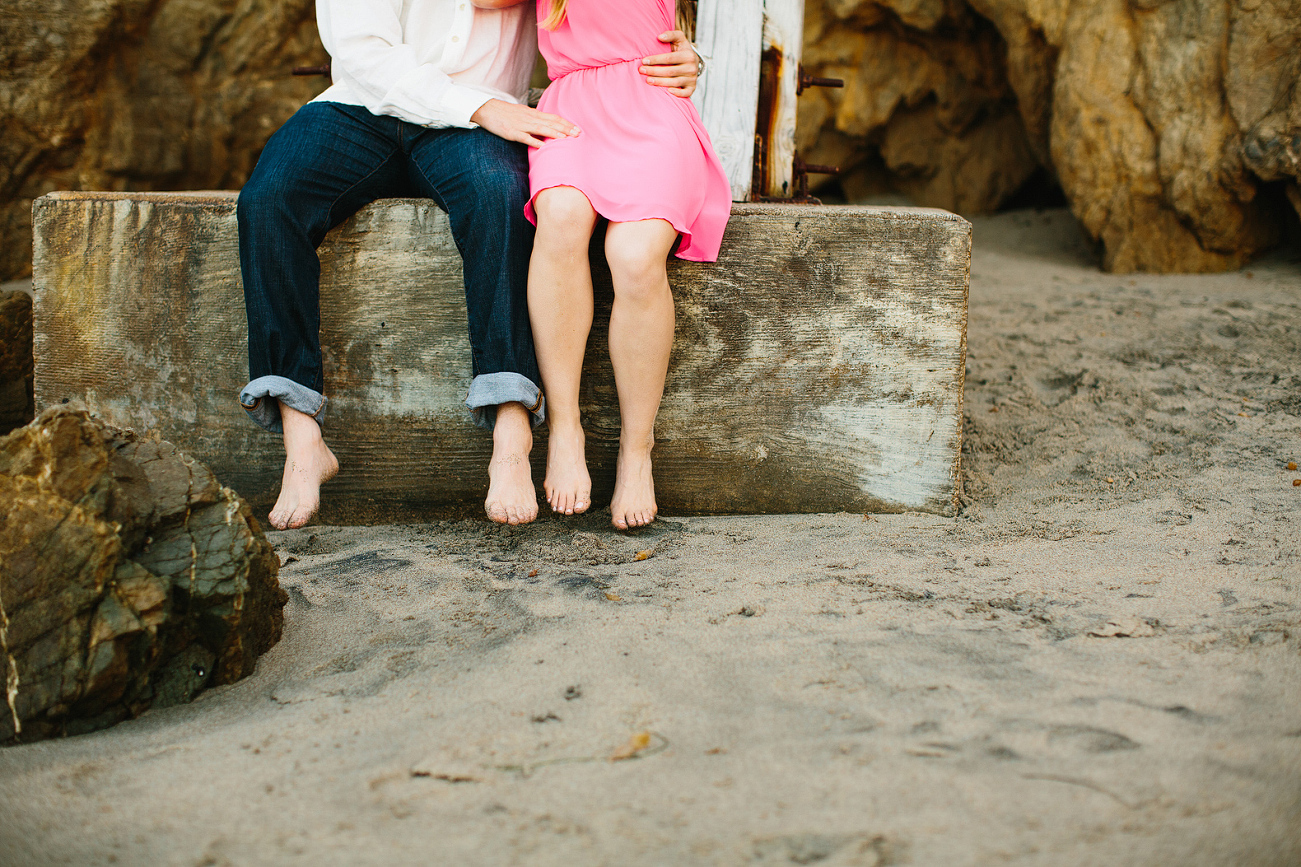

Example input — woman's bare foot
[544,422,591,515]
[269,407,339,530]
[485,402,538,526]
[610,444,657,529]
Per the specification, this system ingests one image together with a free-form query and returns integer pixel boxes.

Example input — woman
[481,0,730,529]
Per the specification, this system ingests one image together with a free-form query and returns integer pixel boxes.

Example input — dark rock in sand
[0,406,285,744]
[0,291,34,435]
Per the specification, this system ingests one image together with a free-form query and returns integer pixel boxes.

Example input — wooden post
[761,0,804,199]
[691,0,764,201]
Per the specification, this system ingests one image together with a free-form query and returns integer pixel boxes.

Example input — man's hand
[471,99,581,148]
[640,30,701,99]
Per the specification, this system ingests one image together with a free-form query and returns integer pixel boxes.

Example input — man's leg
[238,102,409,529]
[407,127,543,526]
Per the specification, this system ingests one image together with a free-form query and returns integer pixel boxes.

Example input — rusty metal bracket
[797,64,844,96]
[755,156,840,205]
[752,61,845,204]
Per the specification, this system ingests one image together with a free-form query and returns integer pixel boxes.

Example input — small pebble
[1288,462,1297,471]
[1293,479,1300,487]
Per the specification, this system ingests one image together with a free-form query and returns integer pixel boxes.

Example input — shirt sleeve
[316,0,503,128]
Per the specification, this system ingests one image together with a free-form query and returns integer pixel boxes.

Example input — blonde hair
[540,0,567,30]
[541,1,694,34]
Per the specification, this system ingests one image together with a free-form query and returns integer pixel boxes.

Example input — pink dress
[525,0,731,262]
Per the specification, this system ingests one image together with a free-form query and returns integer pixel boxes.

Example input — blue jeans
[237,101,543,432]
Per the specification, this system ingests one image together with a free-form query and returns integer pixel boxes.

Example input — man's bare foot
[543,422,592,515]
[485,402,538,526]
[269,406,339,530]
[610,444,657,530]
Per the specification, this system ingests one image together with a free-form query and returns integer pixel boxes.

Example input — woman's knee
[606,242,670,299]
[534,187,598,247]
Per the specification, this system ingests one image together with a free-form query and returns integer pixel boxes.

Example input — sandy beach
[1,210,1298,866]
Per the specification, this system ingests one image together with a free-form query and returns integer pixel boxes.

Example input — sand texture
[0,211,1298,865]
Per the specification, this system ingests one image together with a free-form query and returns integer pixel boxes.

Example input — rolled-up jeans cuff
[239,375,327,433]
[466,372,545,430]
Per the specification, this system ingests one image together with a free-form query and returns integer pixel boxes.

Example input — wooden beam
[761,0,805,199]
[691,0,764,201]
[32,193,970,520]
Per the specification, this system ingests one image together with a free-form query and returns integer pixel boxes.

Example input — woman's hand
[471,99,581,148]
[640,30,701,99]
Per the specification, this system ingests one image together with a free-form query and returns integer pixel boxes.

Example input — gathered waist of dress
[547,55,649,81]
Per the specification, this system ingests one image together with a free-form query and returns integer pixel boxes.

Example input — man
[237,0,701,530]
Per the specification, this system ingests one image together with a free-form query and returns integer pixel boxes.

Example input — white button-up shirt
[313,0,538,128]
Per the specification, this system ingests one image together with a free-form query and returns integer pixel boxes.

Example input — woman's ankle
[547,416,585,438]
[617,434,655,459]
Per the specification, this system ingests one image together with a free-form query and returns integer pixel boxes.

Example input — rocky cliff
[799,0,1301,271]
[0,0,328,281]
[0,291,33,434]
[2,1,1297,275]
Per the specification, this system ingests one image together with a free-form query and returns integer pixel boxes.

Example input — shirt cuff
[440,86,497,128]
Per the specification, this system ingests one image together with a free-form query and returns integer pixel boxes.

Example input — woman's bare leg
[604,219,679,530]
[269,404,339,530]
[528,186,599,515]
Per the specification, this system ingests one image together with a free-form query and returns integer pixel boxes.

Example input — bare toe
[610,447,656,532]
[484,408,537,525]
[543,424,590,519]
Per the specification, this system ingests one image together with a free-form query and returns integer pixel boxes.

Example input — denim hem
[466,372,545,430]
[239,375,328,434]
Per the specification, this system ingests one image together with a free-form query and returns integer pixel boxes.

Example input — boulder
[0,406,286,744]
[800,0,1300,271]
[0,291,33,434]
[0,0,327,281]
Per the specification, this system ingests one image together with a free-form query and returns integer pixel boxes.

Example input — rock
[800,0,1300,271]
[0,0,327,281]
[0,291,34,434]
[0,406,286,744]
[4,1,1295,277]
[800,1,1039,215]
[1227,0,1301,225]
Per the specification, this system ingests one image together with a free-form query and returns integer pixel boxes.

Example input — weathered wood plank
[692,0,764,201]
[33,192,970,520]
[761,0,805,198]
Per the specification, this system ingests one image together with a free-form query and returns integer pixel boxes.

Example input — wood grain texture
[33,192,970,520]
[692,0,763,201]
[762,0,805,198]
